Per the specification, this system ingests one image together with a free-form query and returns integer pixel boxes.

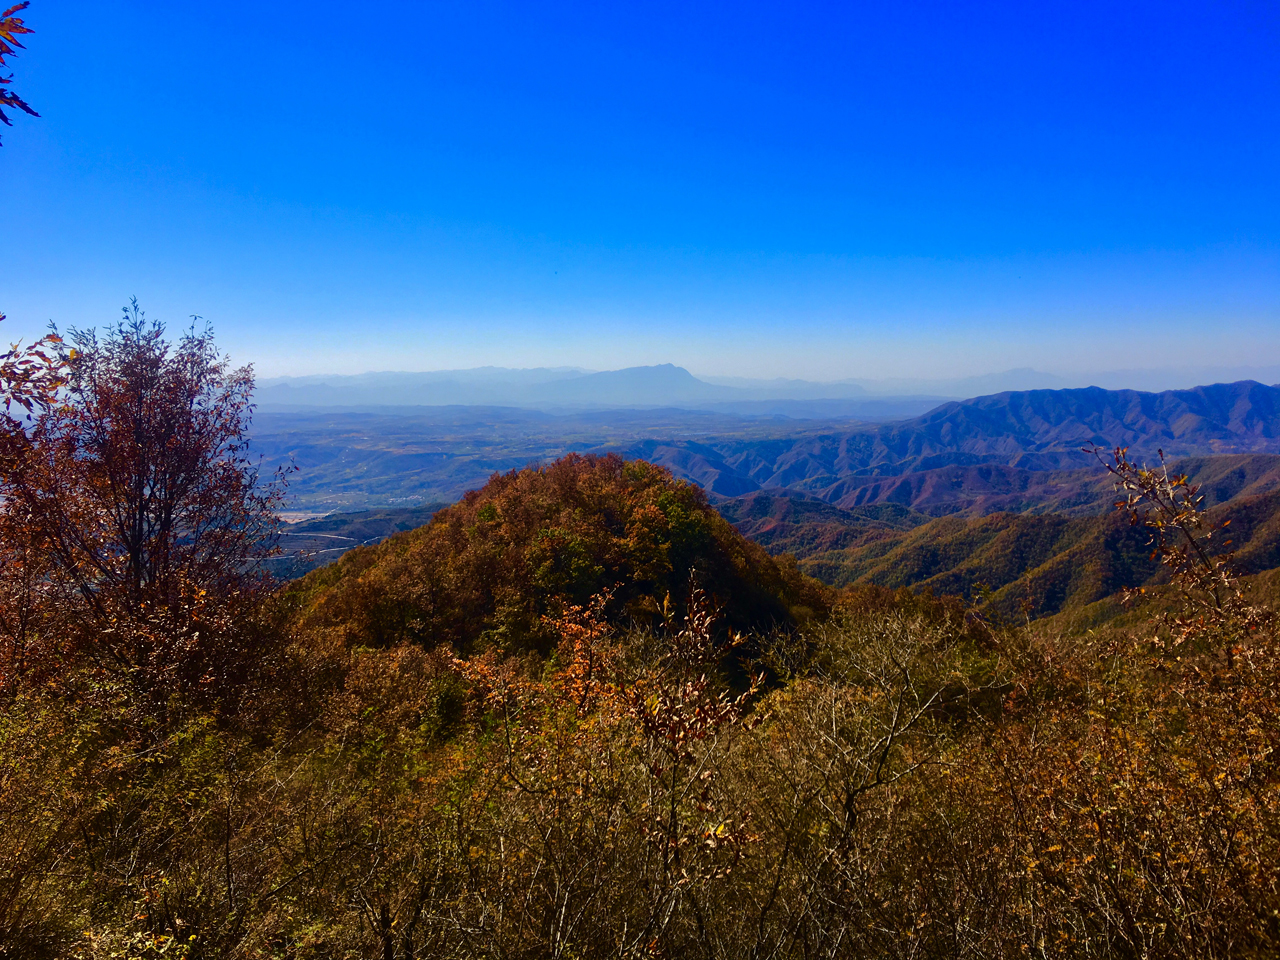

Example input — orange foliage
[0,2,38,144]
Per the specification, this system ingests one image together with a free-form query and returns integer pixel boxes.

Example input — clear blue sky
[4,1,1279,379]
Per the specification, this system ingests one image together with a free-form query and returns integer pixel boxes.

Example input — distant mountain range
[252,380,1280,514]
[254,363,1280,417]
[257,363,1280,415]
[257,363,952,419]
[604,381,1280,503]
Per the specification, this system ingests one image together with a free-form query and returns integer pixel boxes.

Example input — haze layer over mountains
[257,363,1280,418]
[258,364,943,420]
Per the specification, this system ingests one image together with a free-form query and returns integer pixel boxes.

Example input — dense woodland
[2,311,1279,960]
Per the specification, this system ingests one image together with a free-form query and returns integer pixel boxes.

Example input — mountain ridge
[251,381,1280,512]
[257,363,1280,413]
[784,487,1280,621]
[606,381,1280,503]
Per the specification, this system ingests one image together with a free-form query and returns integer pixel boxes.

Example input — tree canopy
[0,302,285,697]
[287,451,832,655]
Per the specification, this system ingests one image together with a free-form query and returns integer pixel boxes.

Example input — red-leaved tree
[0,301,287,698]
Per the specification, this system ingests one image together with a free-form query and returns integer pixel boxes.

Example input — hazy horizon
[255,361,1280,403]
[258,362,1280,387]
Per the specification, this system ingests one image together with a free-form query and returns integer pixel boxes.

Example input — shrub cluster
[3,572,1276,958]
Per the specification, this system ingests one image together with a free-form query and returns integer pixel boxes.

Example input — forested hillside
[719,457,1280,620]
[285,452,830,654]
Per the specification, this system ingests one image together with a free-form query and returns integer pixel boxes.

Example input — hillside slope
[285,454,832,653]
[608,382,1280,506]
[716,453,1280,521]
[716,492,930,555]
[792,489,1280,619]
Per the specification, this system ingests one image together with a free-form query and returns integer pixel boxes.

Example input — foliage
[285,452,831,656]
[1101,444,1274,663]
[0,303,287,701]
[1,529,1278,956]
[0,314,66,692]
[0,320,62,422]
[0,2,38,144]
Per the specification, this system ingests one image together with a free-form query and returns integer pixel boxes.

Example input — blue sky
[4,1,1279,379]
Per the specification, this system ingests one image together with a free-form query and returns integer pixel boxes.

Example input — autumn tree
[0,301,287,695]
[1099,444,1272,663]
[0,312,64,692]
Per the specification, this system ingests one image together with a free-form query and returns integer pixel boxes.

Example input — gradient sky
[4,1,1280,379]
